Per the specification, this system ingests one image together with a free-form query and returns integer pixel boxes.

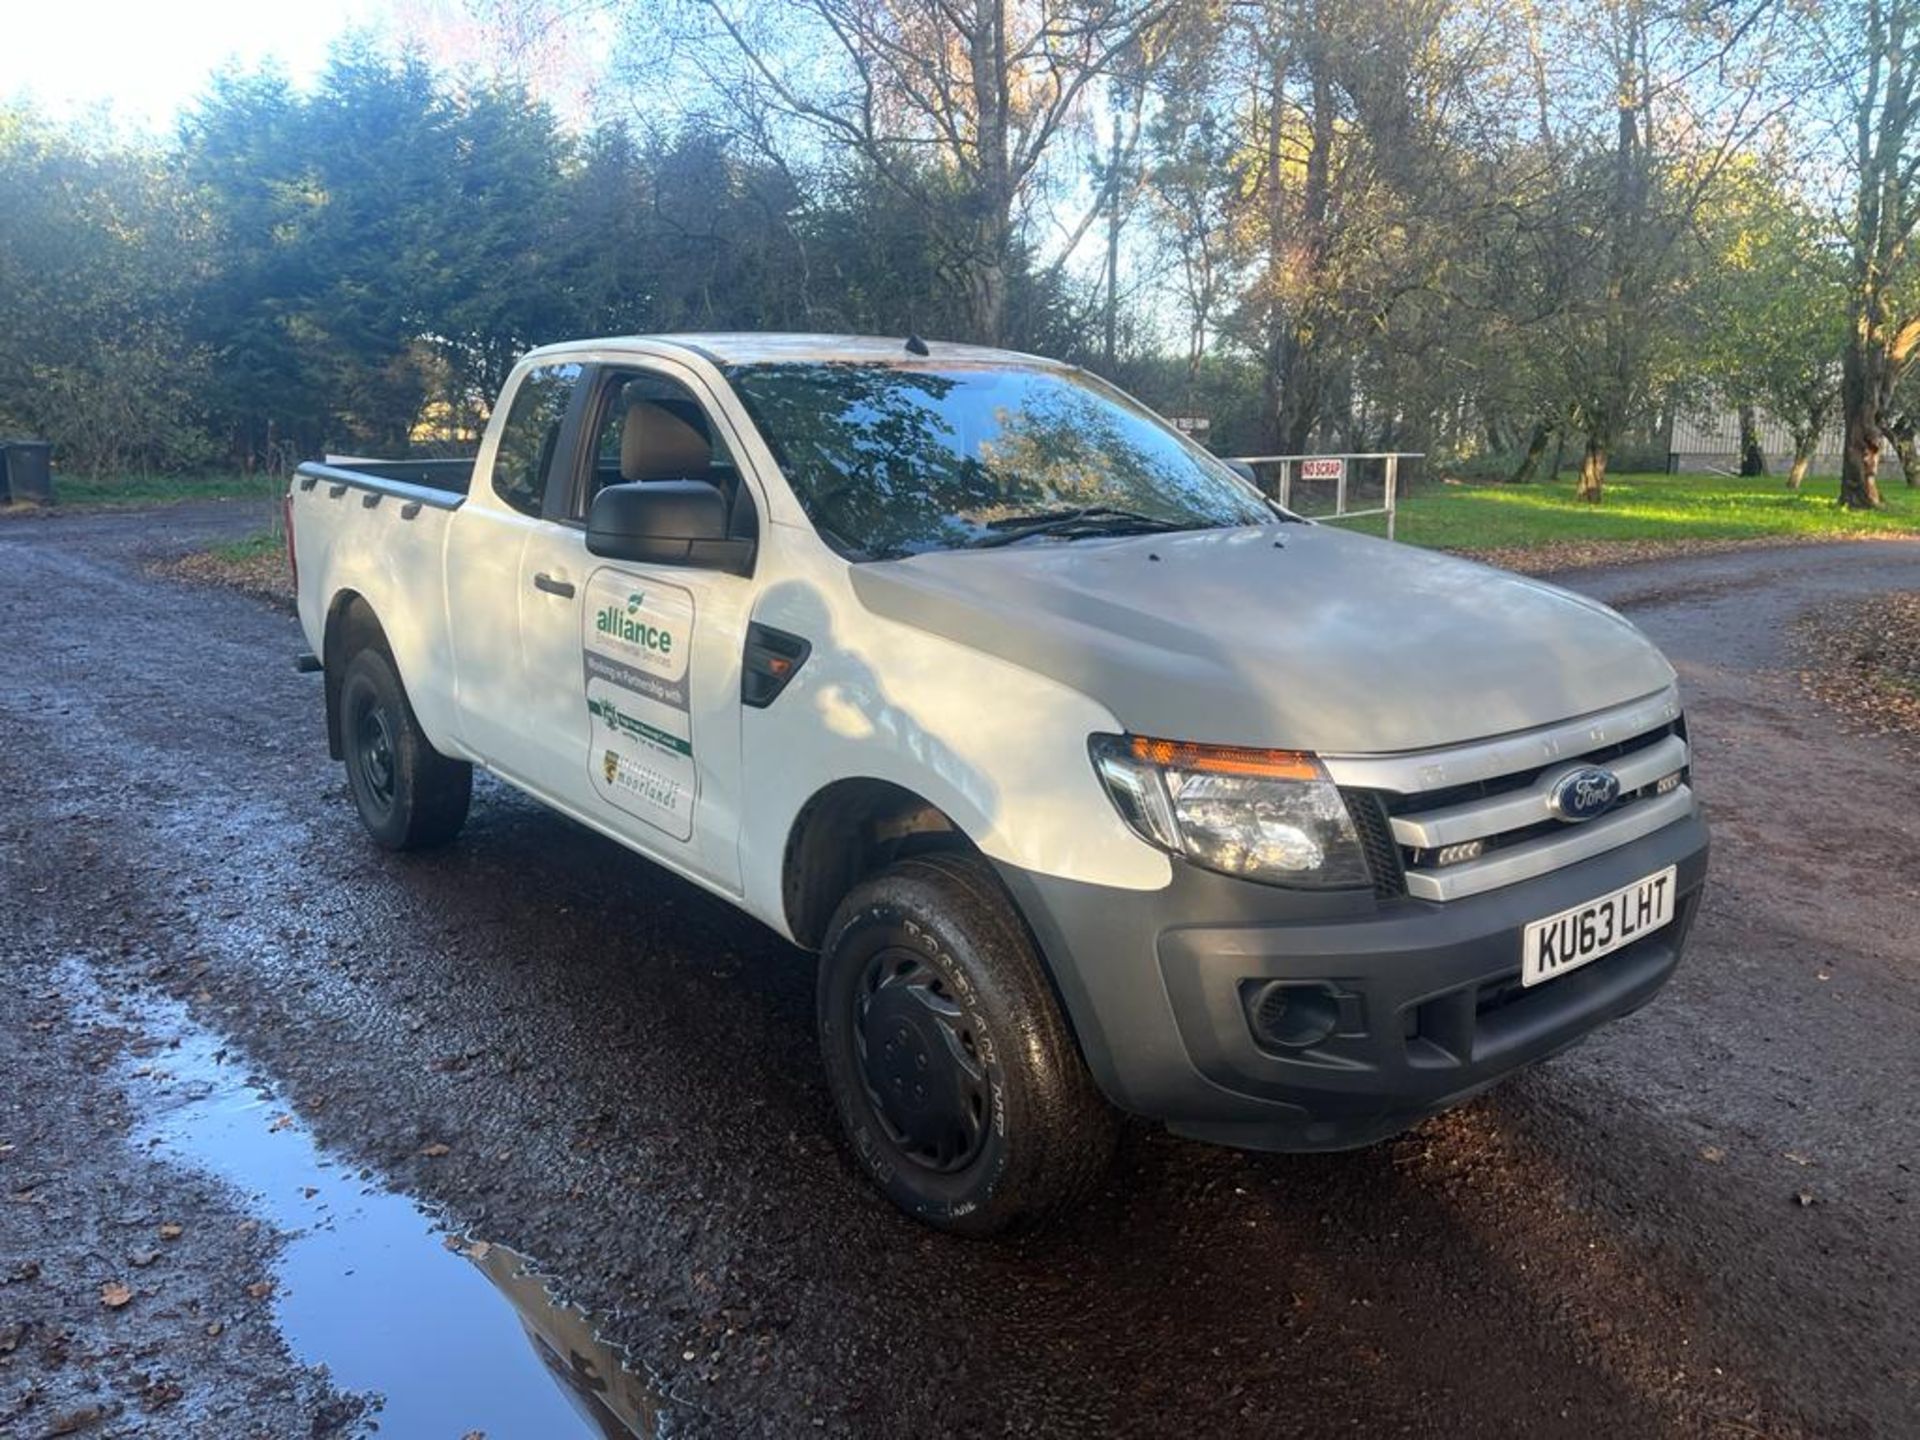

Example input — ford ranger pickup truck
[287,334,1709,1235]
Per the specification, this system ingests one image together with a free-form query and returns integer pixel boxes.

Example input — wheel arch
[780,777,978,950]
[321,590,393,761]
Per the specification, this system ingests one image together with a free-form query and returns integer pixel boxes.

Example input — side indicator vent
[742,623,811,708]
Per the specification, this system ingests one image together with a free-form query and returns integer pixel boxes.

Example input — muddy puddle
[80,965,669,1438]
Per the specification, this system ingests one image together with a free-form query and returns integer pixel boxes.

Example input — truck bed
[289,454,478,755]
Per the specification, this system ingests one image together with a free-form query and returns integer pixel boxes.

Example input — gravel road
[1,502,1915,1439]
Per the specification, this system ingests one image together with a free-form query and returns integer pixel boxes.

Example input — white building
[1664,406,1846,475]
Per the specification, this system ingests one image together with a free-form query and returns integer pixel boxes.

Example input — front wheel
[337,646,471,850]
[817,852,1117,1236]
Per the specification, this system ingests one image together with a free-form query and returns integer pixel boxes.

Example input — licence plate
[1522,866,1676,987]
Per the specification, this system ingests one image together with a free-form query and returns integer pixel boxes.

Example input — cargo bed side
[289,459,472,759]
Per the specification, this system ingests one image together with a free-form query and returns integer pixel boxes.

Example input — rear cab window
[490,362,582,517]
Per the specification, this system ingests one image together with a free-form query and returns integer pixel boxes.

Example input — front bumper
[994,810,1708,1151]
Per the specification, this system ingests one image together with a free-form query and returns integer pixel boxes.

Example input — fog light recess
[1244,980,1340,1050]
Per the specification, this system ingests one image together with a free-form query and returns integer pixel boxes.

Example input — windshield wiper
[966,506,1193,548]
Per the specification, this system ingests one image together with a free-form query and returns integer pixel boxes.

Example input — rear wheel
[337,646,471,850]
[817,852,1117,1236]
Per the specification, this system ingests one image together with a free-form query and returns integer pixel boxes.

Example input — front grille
[1380,721,1677,819]
[1326,689,1695,903]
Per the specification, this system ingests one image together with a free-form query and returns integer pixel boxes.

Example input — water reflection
[473,1241,666,1439]
[74,963,666,1439]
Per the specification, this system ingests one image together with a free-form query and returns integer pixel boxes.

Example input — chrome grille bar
[1389,733,1689,850]
[1402,786,1694,901]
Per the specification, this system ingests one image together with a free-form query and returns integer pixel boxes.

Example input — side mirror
[1224,458,1260,487]
[585,480,755,575]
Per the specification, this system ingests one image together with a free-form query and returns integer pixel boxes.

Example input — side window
[489,363,581,517]
[577,370,738,522]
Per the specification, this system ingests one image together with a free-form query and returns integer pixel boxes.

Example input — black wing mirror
[585,480,755,575]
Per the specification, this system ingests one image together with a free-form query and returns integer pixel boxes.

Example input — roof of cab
[524,332,1065,369]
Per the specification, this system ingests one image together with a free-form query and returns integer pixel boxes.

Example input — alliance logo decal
[1547,766,1621,823]
[595,595,674,654]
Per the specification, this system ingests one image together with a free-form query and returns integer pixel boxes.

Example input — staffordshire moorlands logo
[603,749,620,784]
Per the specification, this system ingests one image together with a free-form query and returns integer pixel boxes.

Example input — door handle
[532,572,575,598]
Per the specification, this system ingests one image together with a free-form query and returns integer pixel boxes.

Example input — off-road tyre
[818,851,1118,1236]
[337,646,471,850]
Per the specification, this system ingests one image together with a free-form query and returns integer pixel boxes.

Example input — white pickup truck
[288,334,1709,1234]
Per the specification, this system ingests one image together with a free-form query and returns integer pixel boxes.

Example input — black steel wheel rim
[853,945,991,1174]
[354,695,397,812]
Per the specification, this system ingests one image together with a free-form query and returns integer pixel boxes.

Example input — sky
[4,0,613,131]
[8,0,385,129]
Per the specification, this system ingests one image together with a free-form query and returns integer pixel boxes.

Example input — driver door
[516,361,756,894]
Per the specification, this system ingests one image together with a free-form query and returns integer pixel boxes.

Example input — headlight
[1089,734,1372,889]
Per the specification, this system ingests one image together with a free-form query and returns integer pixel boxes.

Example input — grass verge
[3,472,280,511]
[1337,471,1920,572]
[153,530,294,610]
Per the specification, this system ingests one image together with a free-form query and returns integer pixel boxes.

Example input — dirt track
[2,502,1916,1438]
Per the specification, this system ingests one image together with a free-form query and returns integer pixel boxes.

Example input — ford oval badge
[1548,766,1621,823]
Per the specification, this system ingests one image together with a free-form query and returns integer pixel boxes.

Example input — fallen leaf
[245,1281,274,1300]
[44,1404,106,1435]
[1699,1145,1726,1164]
[419,1143,451,1158]
[129,1250,160,1269]
[1784,1152,1814,1167]
[100,1282,133,1308]
[157,1223,183,1241]
[268,1114,294,1132]
[1794,1190,1816,1208]
[204,1321,223,1338]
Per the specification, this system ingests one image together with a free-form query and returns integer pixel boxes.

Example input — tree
[1144,78,1237,410]
[0,106,213,476]
[1826,0,1920,509]
[1521,0,1790,503]
[180,67,334,464]
[1699,165,1848,490]
[641,0,1176,344]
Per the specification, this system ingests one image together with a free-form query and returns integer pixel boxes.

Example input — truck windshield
[724,361,1274,560]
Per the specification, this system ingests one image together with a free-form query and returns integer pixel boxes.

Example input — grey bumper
[994,811,1709,1152]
